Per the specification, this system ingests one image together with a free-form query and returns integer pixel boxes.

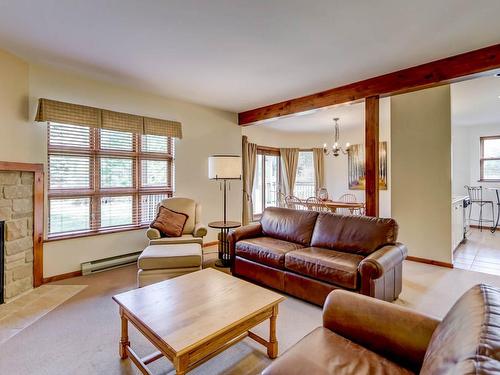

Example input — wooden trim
[256,145,280,156]
[406,256,453,268]
[203,241,218,248]
[365,96,379,216]
[0,161,44,287]
[42,270,82,284]
[0,161,43,173]
[44,224,150,242]
[480,136,500,181]
[238,43,500,125]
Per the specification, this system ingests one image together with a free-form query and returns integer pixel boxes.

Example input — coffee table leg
[119,307,130,359]
[174,355,188,375]
[267,305,278,359]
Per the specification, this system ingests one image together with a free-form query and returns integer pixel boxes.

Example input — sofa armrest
[227,223,262,269]
[358,243,407,300]
[323,290,440,373]
[359,243,408,279]
[193,223,208,238]
[146,227,161,240]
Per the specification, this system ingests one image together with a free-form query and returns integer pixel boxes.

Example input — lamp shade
[208,155,241,180]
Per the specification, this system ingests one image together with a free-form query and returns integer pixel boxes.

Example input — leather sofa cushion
[310,213,398,255]
[420,284,500,375]
[260,207,318,246]
[262,327,414,375]
[285,247,363,289]
[235,236,304,269]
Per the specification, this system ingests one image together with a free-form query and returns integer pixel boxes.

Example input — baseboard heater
[81,251,141,275]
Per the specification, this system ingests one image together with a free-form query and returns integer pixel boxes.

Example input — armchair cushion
[151,206,188,237]
[149,234,203,246]
[285,247,363,289]
[323,290,439,373]
[158,197,197,234]
[262,327,413,375]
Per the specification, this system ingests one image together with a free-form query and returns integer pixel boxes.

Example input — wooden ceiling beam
[238,43,500,125]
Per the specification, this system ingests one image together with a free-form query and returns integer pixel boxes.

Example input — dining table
[301,199,365,214]
[486,187,500,233]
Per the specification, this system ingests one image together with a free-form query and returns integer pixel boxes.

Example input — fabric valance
[35,98,182,138]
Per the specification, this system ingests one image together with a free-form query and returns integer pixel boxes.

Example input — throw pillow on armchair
[151,206,188,237]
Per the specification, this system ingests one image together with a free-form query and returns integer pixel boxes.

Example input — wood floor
[454,228,500,275]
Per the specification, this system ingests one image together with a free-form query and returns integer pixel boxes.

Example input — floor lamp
[208,155,242,266]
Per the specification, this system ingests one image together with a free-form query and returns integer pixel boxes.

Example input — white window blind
[47,122,174,237]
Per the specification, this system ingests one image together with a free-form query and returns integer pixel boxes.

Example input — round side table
[208,221,241,267]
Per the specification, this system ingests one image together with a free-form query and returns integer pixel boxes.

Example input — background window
[294,151,315,199]
[252,150,280,218]
[47,123,174,237]
[481,136,500,181]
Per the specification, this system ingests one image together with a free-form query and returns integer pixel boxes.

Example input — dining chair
[337,193,361,215]
[277,192,287,208]
[305,197,329,212]
[465,185,495,231]
[285,195,307,210]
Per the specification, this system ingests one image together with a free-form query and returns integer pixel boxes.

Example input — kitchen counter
[452,195,468,205]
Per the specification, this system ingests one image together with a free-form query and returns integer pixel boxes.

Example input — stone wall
[0,171,34,301]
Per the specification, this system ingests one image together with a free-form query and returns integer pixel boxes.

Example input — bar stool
[465,185,495,231]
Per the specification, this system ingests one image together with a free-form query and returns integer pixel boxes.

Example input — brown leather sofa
[228,207,407,305]
[262,284,500,374]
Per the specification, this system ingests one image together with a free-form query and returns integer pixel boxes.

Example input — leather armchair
[147,197,207,245]
[263,289,440,375]
[263,284,500,374]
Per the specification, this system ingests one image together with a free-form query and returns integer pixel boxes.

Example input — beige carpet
[0,284,87,345]
[1,260,500,375]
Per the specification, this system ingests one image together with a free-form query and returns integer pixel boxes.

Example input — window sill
[478,179,500,183]
[44,224,149,243]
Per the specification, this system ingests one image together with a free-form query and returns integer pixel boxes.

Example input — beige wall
[242,98,392,217]
[391,85,452,264]
[0,49,45,163]
[0,49,242,277]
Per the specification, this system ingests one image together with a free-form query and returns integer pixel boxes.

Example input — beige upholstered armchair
[146,197,207,245]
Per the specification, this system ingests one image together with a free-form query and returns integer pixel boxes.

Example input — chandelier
[323,118,350,157]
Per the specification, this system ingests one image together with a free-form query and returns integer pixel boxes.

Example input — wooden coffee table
[112,268,285,374]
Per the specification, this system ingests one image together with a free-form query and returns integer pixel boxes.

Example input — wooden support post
[365,96,379,217]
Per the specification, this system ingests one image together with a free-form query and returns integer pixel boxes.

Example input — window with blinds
[47,122,174,238]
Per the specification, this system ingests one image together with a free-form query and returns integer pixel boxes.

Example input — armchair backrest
[158,197,201,235]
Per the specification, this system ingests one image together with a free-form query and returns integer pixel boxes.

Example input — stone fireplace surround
[0,161,43,303]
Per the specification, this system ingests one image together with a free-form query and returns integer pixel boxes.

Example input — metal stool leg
[479,204,483,231]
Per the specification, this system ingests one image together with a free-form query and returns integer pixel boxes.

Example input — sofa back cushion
[310,213,398,255]
[420,284,500,374]
[260,207,318,246]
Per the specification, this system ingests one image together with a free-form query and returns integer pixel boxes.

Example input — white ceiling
[452,75,500,127]
[0,1,499,113]
[252,101,366,133]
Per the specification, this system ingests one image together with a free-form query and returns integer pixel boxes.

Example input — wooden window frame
[47,124,174,240]
[480,136,500,182]
[252,146,281,220]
